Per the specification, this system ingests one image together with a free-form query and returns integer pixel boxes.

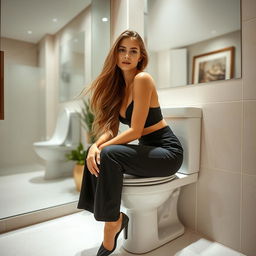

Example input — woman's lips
[122,62,131,64]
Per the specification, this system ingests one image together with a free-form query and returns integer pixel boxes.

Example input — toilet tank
[161,107,202,175]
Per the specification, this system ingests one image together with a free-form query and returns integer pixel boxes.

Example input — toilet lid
[123,174,177,186]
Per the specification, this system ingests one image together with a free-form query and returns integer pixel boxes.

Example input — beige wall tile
[197,168,241,251]
[178,183,197,231]
[242,19,256,100]
[241,174,256,256]
[200,102,242,173]
[242,0,256,21]
[196,79,242,104]
[243,101,256,174]
[158,79,242,106]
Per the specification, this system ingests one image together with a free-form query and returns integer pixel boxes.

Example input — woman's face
[117,37,142,71]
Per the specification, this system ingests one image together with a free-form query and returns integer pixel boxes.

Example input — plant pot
[73,164,84,192]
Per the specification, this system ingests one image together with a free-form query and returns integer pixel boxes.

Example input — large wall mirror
[59,0,110,102]
[145,0,241,89]
[0,0,110,222]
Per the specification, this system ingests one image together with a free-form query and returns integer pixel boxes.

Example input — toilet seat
[123,174,177,186]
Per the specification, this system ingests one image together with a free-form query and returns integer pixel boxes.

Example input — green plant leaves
[65,142,87,165]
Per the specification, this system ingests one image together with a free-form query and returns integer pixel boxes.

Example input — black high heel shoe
[96,212,129,256]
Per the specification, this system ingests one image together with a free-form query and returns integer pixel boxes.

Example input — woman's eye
[118,49,125,52]
[131,50,137,54]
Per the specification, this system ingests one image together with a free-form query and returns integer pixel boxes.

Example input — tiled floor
[0,211,246,256]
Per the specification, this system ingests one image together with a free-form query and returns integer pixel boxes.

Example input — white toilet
[121,106,202,254]
[33,107,81,179]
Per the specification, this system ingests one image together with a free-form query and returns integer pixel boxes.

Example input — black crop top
[119,100,163,128]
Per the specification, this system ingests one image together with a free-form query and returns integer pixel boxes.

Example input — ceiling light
[52,18,58,22]
[27,30,32,34]
[102,17,108,22]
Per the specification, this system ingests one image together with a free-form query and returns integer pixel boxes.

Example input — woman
[77,30,183,256]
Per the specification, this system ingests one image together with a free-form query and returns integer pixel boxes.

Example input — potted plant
[66,98,96,191]
[66,142,88,191]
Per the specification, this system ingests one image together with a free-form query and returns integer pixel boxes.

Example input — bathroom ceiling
[1,0,91,43]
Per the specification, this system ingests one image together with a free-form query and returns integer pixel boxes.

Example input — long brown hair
[77,30,148,141]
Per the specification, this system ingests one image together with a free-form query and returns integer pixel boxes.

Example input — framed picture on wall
[192,46,234,84]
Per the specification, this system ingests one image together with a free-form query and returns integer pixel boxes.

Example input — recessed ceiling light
[27,30,32,34]
[102,17,108,22]
[52,18,58,22]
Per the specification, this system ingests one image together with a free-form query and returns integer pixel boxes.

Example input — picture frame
[192,46,234,84]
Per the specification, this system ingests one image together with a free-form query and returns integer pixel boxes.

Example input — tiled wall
[111,0,256,255]
[240,1,256,255]
[161,1,256,255]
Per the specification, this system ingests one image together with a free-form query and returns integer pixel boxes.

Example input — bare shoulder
[134,72,155,88]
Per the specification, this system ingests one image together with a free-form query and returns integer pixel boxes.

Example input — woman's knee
[100,145,121,160]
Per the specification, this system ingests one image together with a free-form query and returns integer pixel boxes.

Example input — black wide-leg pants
[77,126,183,222]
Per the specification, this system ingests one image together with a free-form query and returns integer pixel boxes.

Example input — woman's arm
[99,73,154,150]
[94,122,119,147]
[94,131,112,147]
[87,122,119,175]
[99,128,141,150]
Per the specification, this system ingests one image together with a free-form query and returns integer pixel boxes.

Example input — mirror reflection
[59,31,85,102]
[0,0,110,220]
[145,0,241,88]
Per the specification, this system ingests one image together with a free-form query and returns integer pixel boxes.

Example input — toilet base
[44,160,75,179]
[122,188,184,254]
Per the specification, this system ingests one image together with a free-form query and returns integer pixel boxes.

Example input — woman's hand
[98,144,104,151]
[86,143,101,177]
